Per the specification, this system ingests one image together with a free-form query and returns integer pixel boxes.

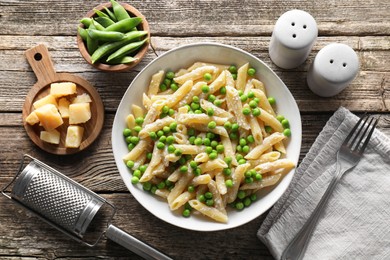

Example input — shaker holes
[291,22,295,26]
[330,59,334,64]
[292,34,296,38]
[303,25,307,29]
[343,63,347,67]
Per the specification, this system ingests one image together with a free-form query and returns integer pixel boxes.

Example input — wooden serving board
[22,44,105,155]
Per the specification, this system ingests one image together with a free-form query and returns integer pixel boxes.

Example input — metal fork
[281,115,378,260]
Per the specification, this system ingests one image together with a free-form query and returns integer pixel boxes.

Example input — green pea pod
[106,56,138,64]
[103,6,117,22]
[91,19,105,30]
[87,29,124,41]
[91,30,148,63]
[95,17,115,27]
[80,17,93,27]
[110,0,130,20]
[104,17,142,33]
[78,27,88,41]
[94,8,110,19]
[106,38,147,62]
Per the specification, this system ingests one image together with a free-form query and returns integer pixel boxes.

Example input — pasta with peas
[122,62,295,223]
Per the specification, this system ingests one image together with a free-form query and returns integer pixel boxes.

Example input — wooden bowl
[23,44,105,155]
[77,2,150,72]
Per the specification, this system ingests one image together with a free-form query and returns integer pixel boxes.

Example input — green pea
[174,149,183,156]
[205,192,213,199]
[125,136,132,144]
[223,168,232,176]
[237,190,246,199]
[205,146,213,154]
[209,152,217,160]
[194,167,201,176]
[163,78,171,87]
[157,142,165,149]
[250,194,257,201]
[265,126,273,133]
[191,102,200,110]
[203,138,211,146]
[216,144,224,153]
[252,108,261,116]
[283,128,292,137]
[165,71,175,79]
[207,94,216,103]
[229,132,238,140]
[192,96,200,103]
[146,152,152,160]
[182,209,191,217]
[178,157,186,165]
[255,173,262,181]
[123,128,132,137]
[239,138,247,146]
[247,67,256,76]
[253,97,260,104]
[204,73,212,81]
[242,145,250,154]
[235,202,244,210]
[240,94,248,102]
[130,136,139,145]
[180,165,188,173]
[231,123,239,132]
[168,108,175,116]
[157,181,166,189]
[189,161,198,169]
[126,160,135,168]
[189,136,196,145]
[159,135,167,143]
[161,105,169,114]
[244,197,252,207]
[142,181,152,191]
[245,171,252,178]
[248,91,255,98]
[225,179,233,188]
[139,165,148,173]
[149,131,157,140]
[238,90,244,96]
[242,107,251,115]
[166,136,175,145]
[247,135,255,143]
[133,170,141,178]
[156,130,164,137]
[208,121,217,129]
[276,115,285,122]
[168,144,175,153]
[194,137,203,146]
[163,126,171,134]
[133,126,142,133]
[229,65,237,74]
[206,132,216,139]
[224,156,232,165]
[170,83,179,91]
[220,86,227,95]
[213,99,222,107]
[206,199,214,206]
[194,110,202,114]
[249,100,258,108]
[210,140,218,148]
[131,176,139,184]
[282,119,290,128]
[188,185,195,193]
[268,97,276,105]
[224,121,232,130]
[202,85,210,93]
[238,159,247,165]
[245,177,254,183]
[236,145,242,152]
[128,143,135,150]
[135,117,144,126]
[159,84,167,91]
[188,128,196,136]
[236,154,244,161]
[198,194,206,202]
[207,108,214,116]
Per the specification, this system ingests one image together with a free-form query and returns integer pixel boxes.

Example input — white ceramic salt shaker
[269,9,318,69]
[307,43,359,97]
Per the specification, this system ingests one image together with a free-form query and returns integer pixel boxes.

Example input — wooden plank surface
[0,0,389,259]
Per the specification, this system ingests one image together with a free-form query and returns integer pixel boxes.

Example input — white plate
[112,42,302,231]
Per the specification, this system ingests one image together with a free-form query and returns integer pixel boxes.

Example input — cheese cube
[68,103,91,124]
[34,104,64,131]
[40,129,61,144]
[50,82,77,97]
[65,126,84,148]
[33,94,58,109]
[58,98,70,118]
[26,111,40,125]
[72,93,92,104]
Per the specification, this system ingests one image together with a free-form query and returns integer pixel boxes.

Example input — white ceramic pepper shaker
[269,9,318,69]
[307,43,359,97]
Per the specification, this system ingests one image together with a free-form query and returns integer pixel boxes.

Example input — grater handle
[105,224,172,260]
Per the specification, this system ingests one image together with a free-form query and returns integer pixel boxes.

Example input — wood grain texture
[0,0,389,259]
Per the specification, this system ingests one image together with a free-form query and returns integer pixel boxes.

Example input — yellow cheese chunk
[68,103,91,124]
[65,125,84,148]
[34,104,64,131]
[33,94,58,109]
[26,111,40,125]
[72,93,92,104]
[58,98,70,118]
[50,82,77,97]
[40,129,61,144]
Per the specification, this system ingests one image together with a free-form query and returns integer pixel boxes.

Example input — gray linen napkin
[258,107,390,260]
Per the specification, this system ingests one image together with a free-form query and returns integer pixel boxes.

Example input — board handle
[25,44,57,86]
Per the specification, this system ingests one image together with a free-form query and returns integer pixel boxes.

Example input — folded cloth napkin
[258,107,390,260]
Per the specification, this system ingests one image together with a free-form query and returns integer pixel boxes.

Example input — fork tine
[356,116,378,154]
[349,115,370,149]
[352,116,374,151]
[343,115,366,145]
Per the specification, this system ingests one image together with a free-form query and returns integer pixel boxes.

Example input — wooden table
[1,0,389,259]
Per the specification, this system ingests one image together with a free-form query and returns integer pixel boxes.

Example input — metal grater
[2,155,172,260]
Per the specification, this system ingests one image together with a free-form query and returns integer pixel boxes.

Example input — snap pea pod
[110,0,130,20]
[104,17,142,33]
[106,56,138,64]
[106,38,147,62]
[91,19,105,31]
[95,17,115,27]
[78,27,88,41]
[80,17,93,27]
[94,8,110,19]
[87,29,124,41]
[103,6,117,22]
[86,24,98,55]
[91,30,147,63]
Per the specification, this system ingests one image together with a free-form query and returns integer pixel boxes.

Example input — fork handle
[281,162,348,260]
